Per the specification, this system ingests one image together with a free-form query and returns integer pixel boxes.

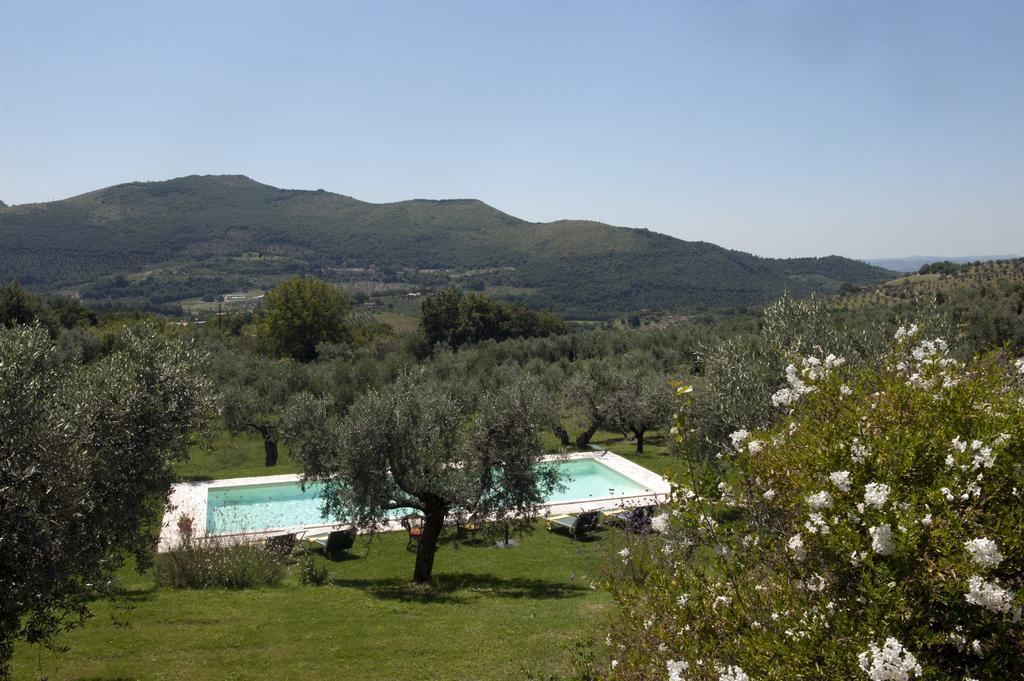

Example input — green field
[371,311,421,335]
[11,432,684,680]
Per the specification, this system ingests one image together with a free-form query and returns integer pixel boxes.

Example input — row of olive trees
[538,356,675,453]
[209,345,681,469]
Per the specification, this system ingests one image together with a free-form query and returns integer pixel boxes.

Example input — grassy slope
[833,257,1024,311]
[12,530,619,681]
[176,431,300,480]
[12,432,684,680]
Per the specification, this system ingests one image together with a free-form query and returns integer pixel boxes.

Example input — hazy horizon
[2,1,1022,260]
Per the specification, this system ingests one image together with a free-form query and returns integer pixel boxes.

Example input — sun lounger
[265,531,303,557]
[308,528,356,559]
[546,510,600,539]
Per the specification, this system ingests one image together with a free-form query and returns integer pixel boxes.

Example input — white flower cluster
[747,439,764,455]
[851,438,871,464]
[894,324,919,341]
[964,537,1002,568]
[771,358,821,407]
[804,573,826,592]
[729,429,750,450]
[911,337,948,362]
[805,512,830,535]
[806,491,832,510]
[787,533,805,560]
[829,470,852,492]
[717,665,749,681]
[894,331,959,390]
[651,513,670,533]
[863,483,891,510]
[857,638,922,680]
[965,575,1020,619]
[667,659,689,681]
[869,524,895,556]
[970,440,995,470]
[1016,357,1024,374]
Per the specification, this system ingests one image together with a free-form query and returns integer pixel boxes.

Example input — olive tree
[0,325,214,677]
[547,358,619,450]
[284,370,560,583]
[603,362,675,453]
[687,294,905,458]
[218,354,311,467]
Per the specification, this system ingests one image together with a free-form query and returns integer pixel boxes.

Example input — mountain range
[0,175,895,318]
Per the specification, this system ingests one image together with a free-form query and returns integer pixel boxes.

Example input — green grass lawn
[11,429,687,679]
[175,431,300,480]
[12,525,620,680]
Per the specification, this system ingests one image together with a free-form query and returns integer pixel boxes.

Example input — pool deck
[158,450,671,551]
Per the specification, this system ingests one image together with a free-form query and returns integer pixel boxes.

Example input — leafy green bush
[606,327,1023,679]
[154,535,285,589]
[685,294,904,458]
[300,555,329,586]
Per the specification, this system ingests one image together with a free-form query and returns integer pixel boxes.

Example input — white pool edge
[158,450,671,551]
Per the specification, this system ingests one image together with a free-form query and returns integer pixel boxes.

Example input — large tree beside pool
[282,369,560,583]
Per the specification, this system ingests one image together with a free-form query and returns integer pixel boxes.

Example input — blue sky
[1,1,1021,258]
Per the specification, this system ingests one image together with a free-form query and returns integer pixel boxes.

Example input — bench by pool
[159,451,670,550]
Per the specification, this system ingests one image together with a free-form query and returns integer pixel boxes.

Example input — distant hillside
[833,258,1024,351]
[865,255,1018,273]
[0,175,895,318]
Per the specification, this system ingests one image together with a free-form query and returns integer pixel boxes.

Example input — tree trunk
[551,424,571,448]
[258,427,279,467]
[575,419,600,450]
[632,428,645,453]
[413,506,447,583]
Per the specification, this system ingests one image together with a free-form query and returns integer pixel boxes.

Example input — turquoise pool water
[205,457,652,534]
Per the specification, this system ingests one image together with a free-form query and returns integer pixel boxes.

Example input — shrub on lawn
[606,327,1024,679]
[299,555,329,586]
[155,533,285,589]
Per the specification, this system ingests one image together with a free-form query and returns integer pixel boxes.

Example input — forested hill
[0,174,894,318]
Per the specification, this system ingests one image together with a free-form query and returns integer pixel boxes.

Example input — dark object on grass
[310,528,357,559]
[604,506,654,535]
[265,532,298,557]
[546,510,600,540]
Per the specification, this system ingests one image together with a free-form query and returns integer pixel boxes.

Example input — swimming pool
[205,457,654,535]
[159,452,670,549]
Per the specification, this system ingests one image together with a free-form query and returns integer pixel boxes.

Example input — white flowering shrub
[604,329,1023,679]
